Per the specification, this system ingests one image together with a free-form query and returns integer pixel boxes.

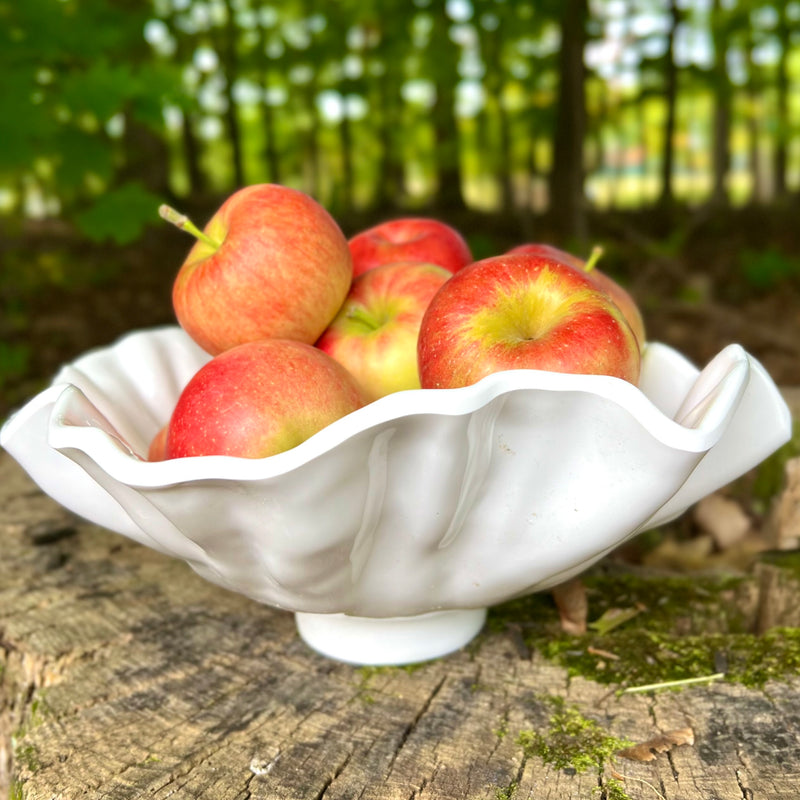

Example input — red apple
[417,252,641,389]
[161,184,353,355]
[164,339,367,459]
[507,243,646,348]
[348,217,472,278]
[316,261,451,401]
[148,424,169,462]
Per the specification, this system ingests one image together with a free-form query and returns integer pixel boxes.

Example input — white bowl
[1,326,792,665]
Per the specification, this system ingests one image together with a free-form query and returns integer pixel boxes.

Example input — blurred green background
[1,0,800,414]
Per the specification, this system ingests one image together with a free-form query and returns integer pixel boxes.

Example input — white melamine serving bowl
[1,326,792,665]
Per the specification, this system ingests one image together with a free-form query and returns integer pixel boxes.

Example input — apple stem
[583,245,604,273]
[346,306,380,332]
[159,204,222,249]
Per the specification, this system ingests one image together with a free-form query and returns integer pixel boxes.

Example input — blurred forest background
[2,0,800,418]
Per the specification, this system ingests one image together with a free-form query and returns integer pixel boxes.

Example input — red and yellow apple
[316,261,451,401]
[148,424,169,462]
[348,217,472,278]
[417,252,641,389]
[161,184,353,355]
[507,242,645,348]
[164,339,367,459]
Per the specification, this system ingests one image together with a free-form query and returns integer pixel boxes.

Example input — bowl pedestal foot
[295,607,488,665]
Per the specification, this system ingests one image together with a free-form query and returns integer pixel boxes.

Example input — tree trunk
[118,114,171,197]
[338,110,355,214]
[525,112,541,214]
[256,25,282,186]
[709,0,731,207]
[168,15,206,197]
[483,25,514,214]
[304,86,323,200]
[375,83,405,209]
[745,36,766,204]
[497,101,515,213]
[180,112,206,196]
[773,2,790,200]
[548,0,588,242]
[658,0,680,208]
[430,4,467,212]
[597,91,620,210]
[261,98,281,186]
[218,0,246,188]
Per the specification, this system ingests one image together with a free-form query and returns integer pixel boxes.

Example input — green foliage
[738,247,800,292]
[74,181,163,244]
[1,0,800,250]
[0,343,31,390]
[0,0,175,233]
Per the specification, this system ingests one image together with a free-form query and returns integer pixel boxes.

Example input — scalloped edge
[0,325,761,490]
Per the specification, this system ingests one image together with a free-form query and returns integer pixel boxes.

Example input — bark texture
[2,451,800,800]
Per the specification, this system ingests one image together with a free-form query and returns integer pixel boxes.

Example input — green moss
[760,549,800,581]
[488,568,800,691]
[9,780,24,800]
[541,628,800,690]
[12,690,54,749]
[493,781,517,800]
[595,778,633,800]
[517,696,631,774]
[494,712,510,740]
[28,693,53,728]
[13,742,40,774]
[491,569,747,637]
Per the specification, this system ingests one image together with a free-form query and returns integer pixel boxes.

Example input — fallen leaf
[617,727,695,762]
[588,605,644,636]
[587,646,620,661]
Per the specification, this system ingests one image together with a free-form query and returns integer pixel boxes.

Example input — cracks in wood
[407,773,431,800]
[505,752,528,800]
[239,770,254,800]
[0,629,15,797]
[664,748,679,789]
[735,768,754,799]
[0,624,104,797]
[504,623,532,661]
[387,674,447,773]
[134,675,356,800]
[488,706,511,761]
[8,445,800,799]
[311,748,353,800]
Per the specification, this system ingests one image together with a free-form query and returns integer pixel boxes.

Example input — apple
[417,252,641,389]
[316,261,451,401]
[507,243,645,348]
[148,424,169,462]
[160,183,353,355]
[348,217,472,278]
[164,339,367,459]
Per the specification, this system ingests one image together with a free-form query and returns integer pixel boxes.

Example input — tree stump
[3,451,800,800]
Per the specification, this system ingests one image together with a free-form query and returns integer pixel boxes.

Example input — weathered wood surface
[3,450,800,800]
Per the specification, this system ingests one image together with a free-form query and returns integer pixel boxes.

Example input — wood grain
[3,452,800,800]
